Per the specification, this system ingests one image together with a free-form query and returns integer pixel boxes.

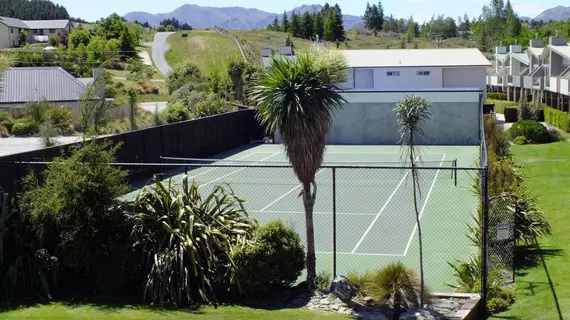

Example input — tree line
[0,0,69,20]
[266,3,345,42]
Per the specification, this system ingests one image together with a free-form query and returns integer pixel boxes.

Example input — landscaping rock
[330,276,358,303]
[363,296,376,307]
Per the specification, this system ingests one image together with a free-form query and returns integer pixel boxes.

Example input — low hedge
[487,92,508,100]
[508,120,550,144]
[487,99,517,114]
[543,105,570,132]
[11,118,39,136]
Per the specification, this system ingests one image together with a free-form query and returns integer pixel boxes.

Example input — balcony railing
[512,75,521,87]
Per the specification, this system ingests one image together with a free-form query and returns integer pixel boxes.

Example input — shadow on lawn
[515,240,564,320]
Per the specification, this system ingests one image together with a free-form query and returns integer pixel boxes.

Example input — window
[417,71,430,76]
[386,71,400,76]
[49,29,56,33]
[33,29,38,34]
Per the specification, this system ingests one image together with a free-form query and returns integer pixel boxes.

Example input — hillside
[0,0,69,20]
[124,4,363,30]
[534,5,570,22]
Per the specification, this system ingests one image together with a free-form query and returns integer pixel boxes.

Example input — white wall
[373,67,443,90]
[0,24,9,48]
[442,67,487,100]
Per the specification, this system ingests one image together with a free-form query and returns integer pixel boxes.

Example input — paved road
[138,102,168,113]
[152,32,175,76]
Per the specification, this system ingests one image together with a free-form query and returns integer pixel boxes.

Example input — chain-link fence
[488,195,516,284]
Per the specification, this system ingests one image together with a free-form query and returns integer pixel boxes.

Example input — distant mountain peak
[533,5,570,22]
[124,4,363,30]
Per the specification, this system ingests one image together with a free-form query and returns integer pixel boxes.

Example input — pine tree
[301,11,315,39]
[290,11,302,38]
[314,13,325,39]
[282,11,290,33]
[504,0,521,38]
[272,16,281,31]
[376,1,385,33]
[324,10,335,41]
[363,3,375,32]
[332,4,346,41]
[406,16,417,43]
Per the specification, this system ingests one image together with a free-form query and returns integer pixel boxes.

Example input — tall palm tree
[227,60,246,101]
[394,95,433,306]
[252,50,348,288]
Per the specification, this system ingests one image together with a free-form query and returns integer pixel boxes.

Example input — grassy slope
[0,303,349,320]
[228,29,476,63]
[165,30,241,76]
[491,141,570,319]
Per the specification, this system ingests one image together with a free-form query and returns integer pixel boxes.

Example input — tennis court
[125,144,481,291]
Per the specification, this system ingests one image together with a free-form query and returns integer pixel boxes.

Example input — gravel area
[0,136,83,157]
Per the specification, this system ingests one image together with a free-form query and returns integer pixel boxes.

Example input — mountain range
[521,5,570,22]
[124,4,364,30]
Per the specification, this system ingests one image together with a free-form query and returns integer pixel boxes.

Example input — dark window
[33,29,38,34]
[386,71,400,76]
[417,71,430,76]
[49,29,56,33]
[10,28,13,33]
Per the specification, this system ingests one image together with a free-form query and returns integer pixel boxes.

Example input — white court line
[249,210,377,216]
[259,169,327,212]
[198,152,280,188]
[324,152,446,155]
[402,153,446,256]
[316,251,405,257]
[349,155,420,254]
[184,152,260,180]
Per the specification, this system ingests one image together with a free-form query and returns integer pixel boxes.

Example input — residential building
[261,43,296,69]
[0,67,89,120]
[22,19,72,43]
[0,16,28,48]
[487,35,570,111]
[270,48,491,145]
[0,16,72,48]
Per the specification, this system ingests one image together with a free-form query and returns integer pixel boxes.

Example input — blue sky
[54,0,563,24]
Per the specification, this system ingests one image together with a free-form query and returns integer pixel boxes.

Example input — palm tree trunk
[303,181,317,290]
[409,132,425,306]
[412,174,425,306]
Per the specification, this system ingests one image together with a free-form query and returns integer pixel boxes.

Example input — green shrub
[24,99,52,123]
[543,105,570,132]
[233,220,306,295]
[195,95,232,118]
[346,270,373,295]
[45,106,73,133]
[518,102,534,120]
[512,136,528,145]
[367,262,427,310]
[0,118,14,133]
[0,124,8,137]
[508,120,550,144]
[20,140,129,292]
[160,101,191,124]
[128,176,257,305]
[487,92,507,100]
[315,270,332,294]
[11,119,39,136]
[0,111,10,121]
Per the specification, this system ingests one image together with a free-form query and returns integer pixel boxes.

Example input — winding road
[152,32,175,76]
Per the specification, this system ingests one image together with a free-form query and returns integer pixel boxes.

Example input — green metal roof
[509,52,529,65]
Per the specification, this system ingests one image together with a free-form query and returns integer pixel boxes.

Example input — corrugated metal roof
[0,16,28,28]
[0,67,87,103]
[548,45,570,60]
[341,48,492,68]
[509,52,529,65]
[22,19,69,29]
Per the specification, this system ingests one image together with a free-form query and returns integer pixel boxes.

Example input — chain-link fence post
[332,167,337,278]
[481,167,489,316]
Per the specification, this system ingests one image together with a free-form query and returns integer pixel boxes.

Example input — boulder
[330,276,357,303]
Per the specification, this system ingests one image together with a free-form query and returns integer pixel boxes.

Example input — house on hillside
[22,19,72,43]
[0,16,29,48]
[487,34,570,111]
[261,43,296,69]
[272,48,492,145]
[0,67,90,120]
[0,16,72,48]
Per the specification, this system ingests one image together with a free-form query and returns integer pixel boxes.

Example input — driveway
[152,32,175,76]
[138,102,168,113]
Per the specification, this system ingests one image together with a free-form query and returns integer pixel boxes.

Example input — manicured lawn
[0,303,349,320]
[165,30,242,76]
[491,140,570,319]
[486,98,518,114]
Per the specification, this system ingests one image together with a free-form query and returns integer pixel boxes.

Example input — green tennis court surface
[125,144,481,291]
